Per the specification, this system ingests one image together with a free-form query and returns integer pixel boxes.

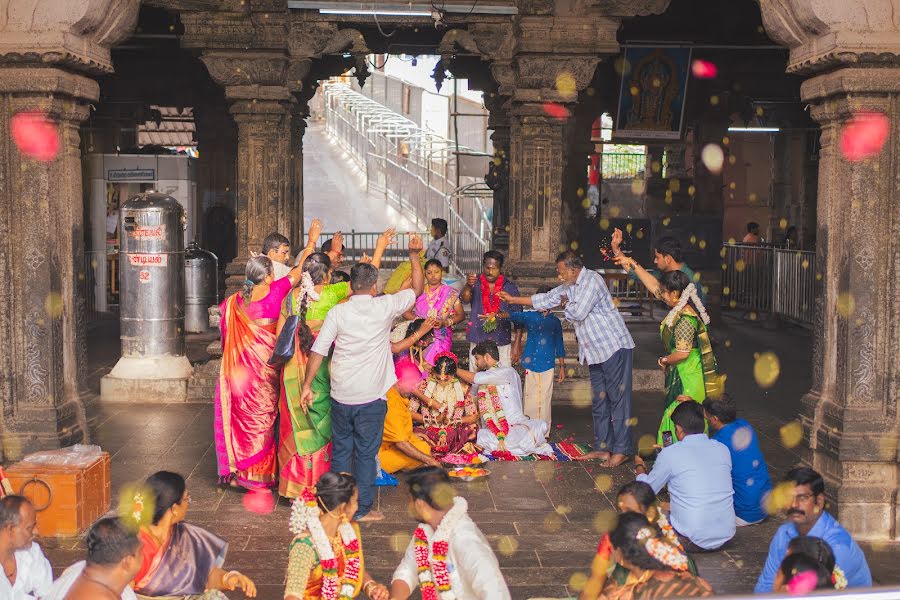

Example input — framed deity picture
[614,46,692,141]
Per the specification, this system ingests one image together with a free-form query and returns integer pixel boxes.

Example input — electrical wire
[372,3,397,37]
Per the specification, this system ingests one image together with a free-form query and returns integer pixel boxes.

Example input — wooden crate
[5,452,111,536]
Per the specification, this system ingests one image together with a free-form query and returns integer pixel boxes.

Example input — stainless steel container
[118,192,186,357]
[184,242,218,333]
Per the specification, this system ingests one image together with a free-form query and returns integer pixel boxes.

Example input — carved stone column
[798,68,900,540]
[758,0,900,540]
[201,53,298,293]
[485,96,511,250]
[0,0,139,457]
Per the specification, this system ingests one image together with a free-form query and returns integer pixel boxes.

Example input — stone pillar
[486,124,511,251]
[0,70,95,458]
[0,0,139,457]
[798,67,900,540]
[507,107,573,275]
[757,0,900,540]
[289,103,308,248]
[201,52,299,293]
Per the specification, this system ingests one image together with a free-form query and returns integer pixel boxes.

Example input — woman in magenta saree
[215,253,309,490]
[401,258,464,365]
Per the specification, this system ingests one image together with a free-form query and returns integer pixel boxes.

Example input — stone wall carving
[0,0,139,73]
[759,0,900,73]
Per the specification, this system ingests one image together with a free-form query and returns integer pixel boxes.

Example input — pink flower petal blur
[242,489,275,514]
[543,102,570,120]
[840,112,890,161]
[691,60,717,79]
[786,570,819,596]
[11,112,60,161]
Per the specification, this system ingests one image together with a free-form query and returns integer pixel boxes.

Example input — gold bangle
[363,580,378,594]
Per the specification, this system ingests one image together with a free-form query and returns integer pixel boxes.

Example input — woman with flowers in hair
[276,229,396,498]
[215,220,324,491]
[614,255,722,446]
[285,472,387,600]
[581,512,712,599]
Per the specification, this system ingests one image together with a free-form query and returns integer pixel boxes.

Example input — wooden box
[5,451,111,536]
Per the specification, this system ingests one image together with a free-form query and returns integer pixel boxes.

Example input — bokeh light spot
[754,352,780,388]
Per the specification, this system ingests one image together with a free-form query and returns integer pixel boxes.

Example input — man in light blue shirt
[754,467,872,593]
[499,250,634,466]
[633,401,735,551]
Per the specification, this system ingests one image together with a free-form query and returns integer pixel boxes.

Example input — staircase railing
[323,81,492,276]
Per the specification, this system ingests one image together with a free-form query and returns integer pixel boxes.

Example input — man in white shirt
[391,467,511,600]
[46,517,143,600]
[457,341,554,457]
[0,495,53,600]
[634,401,735,551]
[302,235,425,521]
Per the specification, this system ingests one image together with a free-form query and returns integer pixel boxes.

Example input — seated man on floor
[703,395,772,526]
[456,340,554,457]
[391,466,511,599]
[0,495,52,600]
[47,517,143,600]
[755,467,872,593]
[634,401,735,552]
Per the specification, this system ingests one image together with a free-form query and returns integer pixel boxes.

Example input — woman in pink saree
[401,259,464,365]
[215,250,313,490]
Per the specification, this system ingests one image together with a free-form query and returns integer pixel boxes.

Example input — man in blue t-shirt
[508,286,566,429]
[703,396,771,526]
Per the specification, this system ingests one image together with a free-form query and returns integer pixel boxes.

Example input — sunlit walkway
[302,120,418,233]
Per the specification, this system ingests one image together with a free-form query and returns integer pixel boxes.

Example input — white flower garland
[298,271,321,303]
[289,494,361,600]
[664,283,710,327]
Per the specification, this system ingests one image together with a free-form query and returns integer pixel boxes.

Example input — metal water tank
[118,192,185,358]
[184,242,219,333]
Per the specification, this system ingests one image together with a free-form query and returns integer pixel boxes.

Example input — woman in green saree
[613,257,722,447]
[276,231,395,498]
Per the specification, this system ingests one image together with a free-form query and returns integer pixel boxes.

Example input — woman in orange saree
[215,249,312,490]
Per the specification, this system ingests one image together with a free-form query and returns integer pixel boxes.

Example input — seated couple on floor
[380,335,554,472]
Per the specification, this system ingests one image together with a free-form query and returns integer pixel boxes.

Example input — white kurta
[45,561,139,600]
[392,513,511,600]
[474,366,554,456]
[0,542,53,600]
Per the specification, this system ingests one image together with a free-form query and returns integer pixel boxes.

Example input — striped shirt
[531,268,634,365]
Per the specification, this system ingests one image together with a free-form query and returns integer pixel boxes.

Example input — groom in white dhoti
[457,340,554,457]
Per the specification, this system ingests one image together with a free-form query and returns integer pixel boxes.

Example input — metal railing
[601,153,646,180]
[722,244,816,325]
[323,81,491,277]
[320,230,427,270]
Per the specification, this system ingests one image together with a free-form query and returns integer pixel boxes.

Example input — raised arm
[390,317,437,354]
[286,219,323,285]
[497,290,533,306]
[460,273,476,304]
[325,231,343,264]
[370,227,397,269]
[408,234,425,296]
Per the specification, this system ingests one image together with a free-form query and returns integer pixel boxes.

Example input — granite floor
[34,311,898,599]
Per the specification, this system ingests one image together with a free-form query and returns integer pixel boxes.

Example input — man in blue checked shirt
[499,250,635,466]
[508,285,566,430]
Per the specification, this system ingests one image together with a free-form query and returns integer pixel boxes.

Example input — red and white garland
[289,488,362,600]
[476,384,509,441]
[414,497,468,600]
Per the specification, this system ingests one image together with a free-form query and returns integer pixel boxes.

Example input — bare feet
[597,453,630,468]
[357,510,385,522]
[574,450,611,462]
